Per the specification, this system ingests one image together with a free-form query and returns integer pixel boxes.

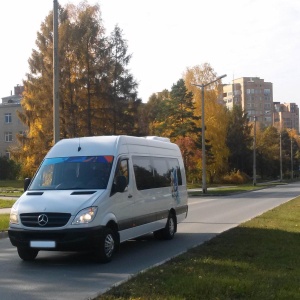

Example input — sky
[0,0,300,105]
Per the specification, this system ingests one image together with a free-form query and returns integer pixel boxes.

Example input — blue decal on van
[171,168,180,203]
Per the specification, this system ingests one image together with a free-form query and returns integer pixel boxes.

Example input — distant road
[0,182,299,300]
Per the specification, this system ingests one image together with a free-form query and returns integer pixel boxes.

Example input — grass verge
[0,180,23,197]
[97,196,300,300]
[0,214,9,232]
[0,199,16,209]
[188,182,284,196]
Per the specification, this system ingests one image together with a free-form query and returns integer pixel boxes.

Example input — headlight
[72,207,98,225]
[10,211,19,224]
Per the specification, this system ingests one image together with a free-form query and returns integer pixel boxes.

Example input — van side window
[118,160,129,183]
[132,156,153,190]
[133,156,182,190]
[111,159,129,195]
[152,157,169,187]
[167,158,183,186]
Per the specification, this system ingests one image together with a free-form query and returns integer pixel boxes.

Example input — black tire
[163,212,177,240]
[153,229,164,240]
[17,247,39,261]
[94,227,116,263]
[154,212,177,240]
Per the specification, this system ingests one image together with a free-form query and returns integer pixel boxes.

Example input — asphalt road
[0,182,299,300]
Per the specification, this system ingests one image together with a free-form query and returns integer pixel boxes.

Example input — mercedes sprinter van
[9,135,188,262]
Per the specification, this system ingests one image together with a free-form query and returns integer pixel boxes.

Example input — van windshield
[29,156,114,190]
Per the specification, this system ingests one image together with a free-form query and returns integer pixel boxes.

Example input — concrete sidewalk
[0,208,11,214]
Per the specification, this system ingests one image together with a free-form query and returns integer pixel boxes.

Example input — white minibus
[8,135,188,262]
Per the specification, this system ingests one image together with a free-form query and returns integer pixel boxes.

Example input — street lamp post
[279,128,283,182]
[291,137,293,180]
[192,74,227,194]
[287,129,294,180]
[53,0,60,144]
[253,116,257,186]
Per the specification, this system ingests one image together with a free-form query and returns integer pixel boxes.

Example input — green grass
[0,180,23,196]
[188,183,281,196]
[0,199,16,208]
[0,180,23,188]
[0,214,9,231]
[1,181,299,299]
[97,196,300,300]
[0,199,15,231]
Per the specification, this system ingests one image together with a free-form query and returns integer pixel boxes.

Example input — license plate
[30,241,56,248]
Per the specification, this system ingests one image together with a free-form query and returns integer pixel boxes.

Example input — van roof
[45,135,179,158]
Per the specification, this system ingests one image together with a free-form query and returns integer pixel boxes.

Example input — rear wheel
[154,212,177,240]
[153,229,163,240]
[17,247,39,261]
[94,227,116,263]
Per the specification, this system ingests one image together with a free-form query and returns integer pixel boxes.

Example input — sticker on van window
[64,156,113,163]
[171,168,180,204]
[43,156,113,165]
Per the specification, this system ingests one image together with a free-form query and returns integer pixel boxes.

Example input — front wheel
[17,247,39,261]
[94,227,116,263]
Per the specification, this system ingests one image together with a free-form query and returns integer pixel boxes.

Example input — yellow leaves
[184,64,229,181]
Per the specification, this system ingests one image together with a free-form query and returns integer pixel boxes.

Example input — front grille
[20,213,71,228]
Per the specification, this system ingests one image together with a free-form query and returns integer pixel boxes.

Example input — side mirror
[24,178,31,191]
[115,175,127,193]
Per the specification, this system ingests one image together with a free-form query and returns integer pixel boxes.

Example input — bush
[0,156,21,180]
[221,169,250,184]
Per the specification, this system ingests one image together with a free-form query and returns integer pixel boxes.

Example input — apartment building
[273,102,299,133]
[0,85,26,158]
[223,77,273,127]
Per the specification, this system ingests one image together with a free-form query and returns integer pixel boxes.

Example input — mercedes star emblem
[37,214,48,226]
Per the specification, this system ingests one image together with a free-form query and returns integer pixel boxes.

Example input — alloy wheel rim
[104,234,114,257]
[169,217,175,235]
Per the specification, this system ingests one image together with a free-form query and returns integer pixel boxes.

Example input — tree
[282,129,300,178]
[12,2,141,176]
[226,105,252,175]
[176,136,201,183]
[105,25,141,135]
[0,156,20,180]
[149,80,201,180]
[152,79,200,138]
[184,63,229,183]
[59,2,108,137]
[144,90,169,136]
[256,126,280,179]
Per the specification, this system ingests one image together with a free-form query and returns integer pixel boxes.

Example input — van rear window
[29,156,114,190]
[132,156,182,190]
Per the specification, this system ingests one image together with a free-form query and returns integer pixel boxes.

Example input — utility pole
[192,74,227,194]
[279,118,283,182]
[253,116,257,186]
[291,137,293,180]
[279,132,283,181]
[53,0,60,144]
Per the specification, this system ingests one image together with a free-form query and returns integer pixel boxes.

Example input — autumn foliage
[9,3,300,184]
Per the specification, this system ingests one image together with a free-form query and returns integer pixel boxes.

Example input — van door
[109,157,135,239]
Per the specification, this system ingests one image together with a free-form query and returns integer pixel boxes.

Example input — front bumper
[8,226,106,251]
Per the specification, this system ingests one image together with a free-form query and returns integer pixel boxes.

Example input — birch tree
[184,63,229,183]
